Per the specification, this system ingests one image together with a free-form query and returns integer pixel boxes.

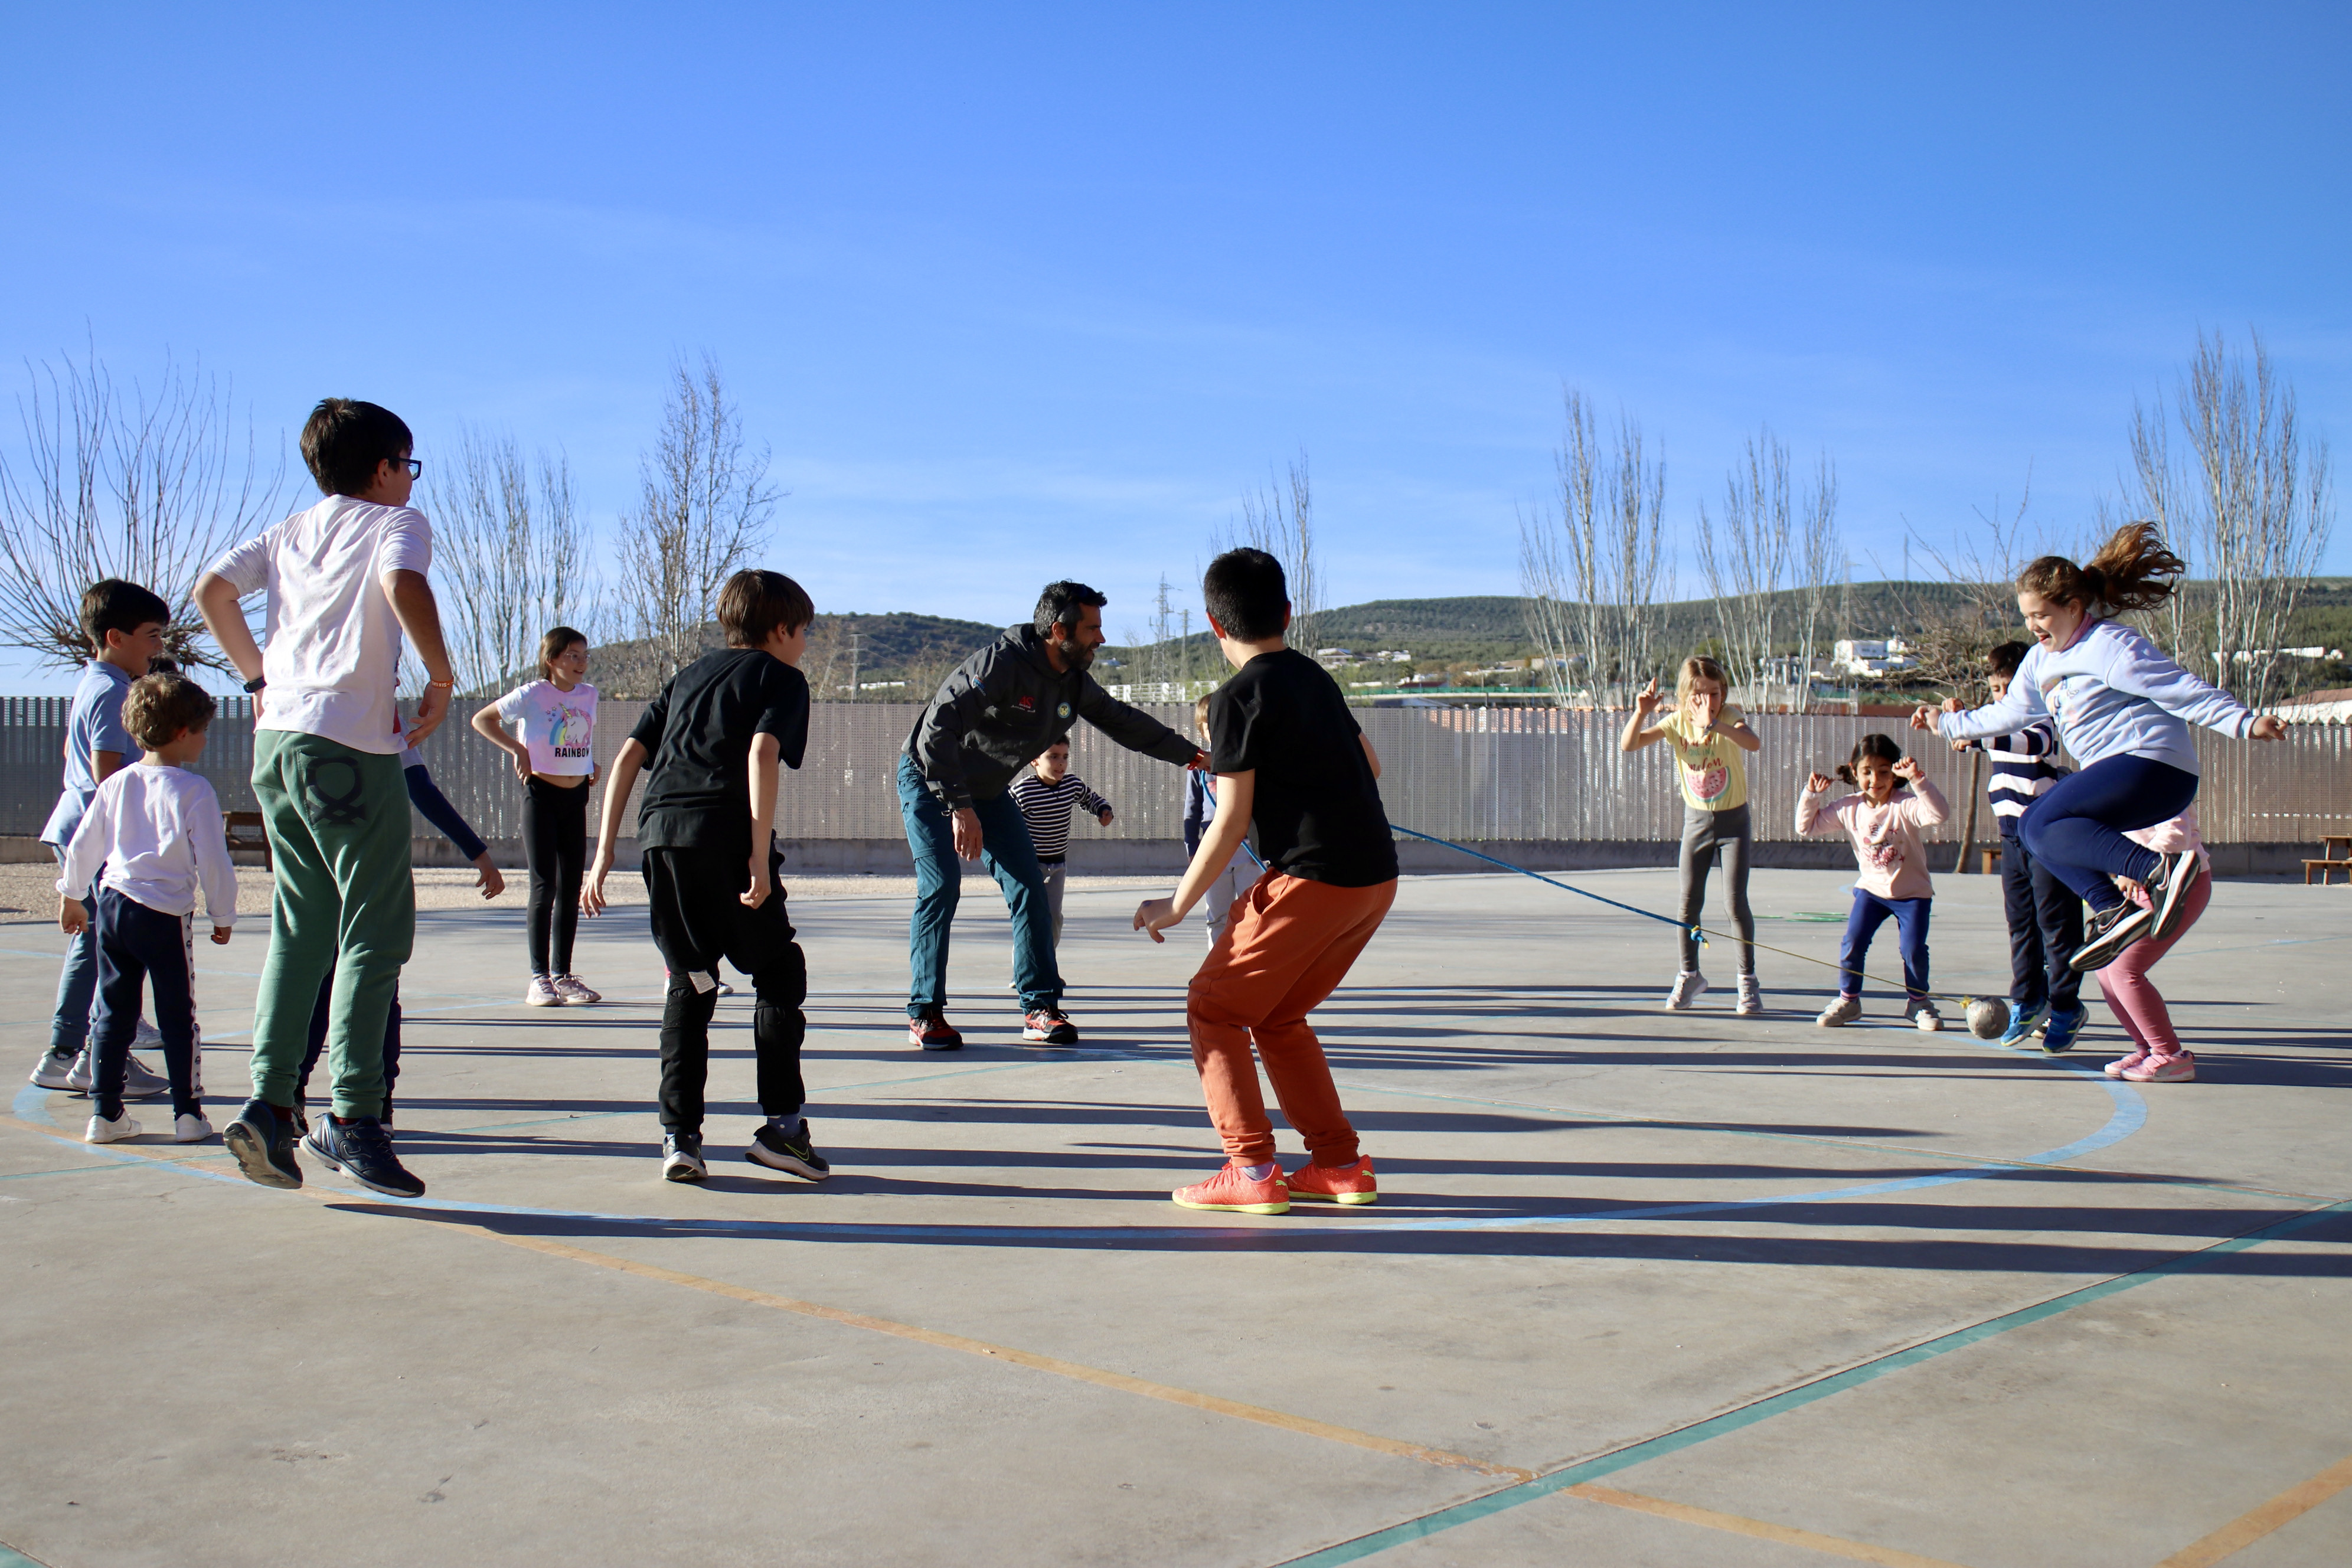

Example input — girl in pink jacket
[1797,734,1949,1031]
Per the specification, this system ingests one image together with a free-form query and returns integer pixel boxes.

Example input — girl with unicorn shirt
[473,626,603,1007]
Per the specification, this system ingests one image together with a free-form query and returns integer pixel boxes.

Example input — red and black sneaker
[909,1010,963,1052]
[1021,1007,1080,1047]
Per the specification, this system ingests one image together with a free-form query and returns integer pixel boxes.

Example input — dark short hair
[1987,641,2032,680]
[80,579,171,652]
[538,625,588,681]
[717,569,815,648]
[1202,548,1288,641]
[300,398,414,496]
[1033,581,1108,639]
[122,672,215,750]
[1835,732,1905,786]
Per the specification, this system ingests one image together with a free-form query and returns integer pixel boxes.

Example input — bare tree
[0,347,283,672]
[1226,452,1319,657]
[1520,390,1667,707]
[1696,430,1793,707]
[617,355,778,682]
[2119,331,2335,706]
[426,425,594,697]
[1790,455,1841,713]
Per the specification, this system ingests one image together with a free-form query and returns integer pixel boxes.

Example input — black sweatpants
[90,887,202,1122]
[524,776,589,976]
[297,973,402,1115]
[642,842,808,1133]
[2001,829,2084,1015]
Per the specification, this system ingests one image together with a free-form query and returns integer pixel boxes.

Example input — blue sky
[2,2,2346,690]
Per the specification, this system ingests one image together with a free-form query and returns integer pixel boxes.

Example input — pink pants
[2095,868,2210,1057]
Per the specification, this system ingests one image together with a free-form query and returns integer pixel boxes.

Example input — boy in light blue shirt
[29,580,174,1096]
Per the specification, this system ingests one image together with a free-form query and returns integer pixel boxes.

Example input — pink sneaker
[1171,1163,1289,1214]
[1287,1155,1377,1206]
[2120,1051,2195,1083]
[2103,1050,2150,1080]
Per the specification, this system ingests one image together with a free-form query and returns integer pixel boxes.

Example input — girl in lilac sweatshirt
[1798,734,1948,1031]
[1916,522,2285,973]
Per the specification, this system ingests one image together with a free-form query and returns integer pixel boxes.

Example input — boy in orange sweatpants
[1133,547,1396,1214]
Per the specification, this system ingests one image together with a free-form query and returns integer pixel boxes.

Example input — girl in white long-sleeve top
[1797,734,1948,1031]
[1916,522,2285,974]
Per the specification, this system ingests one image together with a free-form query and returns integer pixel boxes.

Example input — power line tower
[1151,574,1175,693]
[1180,607,1193,695]
[847,629,864,703]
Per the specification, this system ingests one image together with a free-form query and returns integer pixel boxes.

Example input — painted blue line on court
[1275,1195,2352,1566]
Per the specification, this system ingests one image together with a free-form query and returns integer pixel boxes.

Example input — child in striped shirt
[1010,741,1113,945]
[1948,641,2085,1051]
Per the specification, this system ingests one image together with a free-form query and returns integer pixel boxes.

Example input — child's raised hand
[2251,716,2287,741]
[1635,678,1661,714]
[58,897,85,936]
[211,926,233,945]
[1908,704,1939,731]
[1891,756,1925,782]
[1805,772,1834,793]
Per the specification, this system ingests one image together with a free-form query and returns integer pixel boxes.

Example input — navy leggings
[1840,890,1931,1004]
[90,888,202,1122]
[2017,755,2196,913]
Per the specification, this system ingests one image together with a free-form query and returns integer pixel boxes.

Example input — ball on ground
[1967,997,2010,1040]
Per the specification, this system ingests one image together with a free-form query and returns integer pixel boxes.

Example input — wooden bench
[222,811,272,871]
[2305,834,2352,886]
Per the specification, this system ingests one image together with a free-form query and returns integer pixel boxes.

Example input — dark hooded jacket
[903,626,1196,808]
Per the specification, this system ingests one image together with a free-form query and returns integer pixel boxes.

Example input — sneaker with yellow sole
[1171,1162,1289,1214]
[1286,1155,1377,1206]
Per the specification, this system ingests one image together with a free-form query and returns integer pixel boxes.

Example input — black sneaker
[223,1096,303,1190]
[1021,1007,1080,1047]
[2070,901,2153,972]
[746,1120,829,1181]
[2142,850,2200,943]
[662,1131,707,1183]
[301,1115,425,1198]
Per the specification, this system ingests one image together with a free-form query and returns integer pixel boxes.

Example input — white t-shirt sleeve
[208,528,274,596]
[496,684,533,727]
[374,507,433,579]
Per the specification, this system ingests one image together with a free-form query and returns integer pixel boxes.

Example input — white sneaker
[1816,996,1861,1028]
[86,1112,140,1144]
[1664,972,1709,1011]
[173,1113,214,1144]
[28,1051,77,1089]
[1909,999,1945,1033]
[525,976,564,1007]
[552,974,602,1004]
[1736,975,1763,1016]
[132,1017,162,1049]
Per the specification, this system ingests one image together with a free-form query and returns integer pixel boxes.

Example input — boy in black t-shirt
[1134,549,1397,1214]
[582,569,825,1184]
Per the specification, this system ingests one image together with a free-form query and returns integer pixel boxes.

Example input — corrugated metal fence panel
[5,698,2347,844]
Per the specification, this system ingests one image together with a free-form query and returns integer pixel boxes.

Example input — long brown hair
[538,625,588,682]
[2015,521,2185,615]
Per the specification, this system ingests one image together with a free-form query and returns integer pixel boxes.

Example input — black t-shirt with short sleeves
[629,649,809,852]
[1207,647,1397,887]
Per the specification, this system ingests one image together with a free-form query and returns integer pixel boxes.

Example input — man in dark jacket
[899,580,1203,1050]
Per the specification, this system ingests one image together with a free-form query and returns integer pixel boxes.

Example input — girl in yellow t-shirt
[1621,656,1763,1014]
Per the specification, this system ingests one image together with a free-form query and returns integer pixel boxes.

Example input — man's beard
[1057,636,1096,672]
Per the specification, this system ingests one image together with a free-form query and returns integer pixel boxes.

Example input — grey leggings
[1678,803,1755,974]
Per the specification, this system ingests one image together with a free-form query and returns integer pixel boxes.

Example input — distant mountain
[592,610,1007,699]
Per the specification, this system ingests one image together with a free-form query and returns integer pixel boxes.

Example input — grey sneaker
[27,1050,77,1089]
[1735,975,1763,1016]
[120,1053,171,1099]
[1816,995,1862,1028]
[1909,998,1945,1033]
[551,974,602,1004]
[1664,972,1709,1011]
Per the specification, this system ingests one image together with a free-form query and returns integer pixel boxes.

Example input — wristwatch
[242,675,267,694]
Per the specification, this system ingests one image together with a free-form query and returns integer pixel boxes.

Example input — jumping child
[55,673,237,1144]
[582,570,824,1185]
[2095,807,2212,1083]
[1946,641,2084,1051]
[1798,734,1949,1031]
[1008,740,1113,947]
[1621,656,1763,1014]
[1919,522,2283,972]
[1134,547,1394,1214]
[473,626,601,1007]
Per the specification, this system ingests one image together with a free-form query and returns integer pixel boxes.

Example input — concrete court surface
[2,864,2348,1568]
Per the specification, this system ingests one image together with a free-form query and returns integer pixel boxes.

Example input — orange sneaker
[1286,1155,1377,1205]
[1171,1163,1289,1214]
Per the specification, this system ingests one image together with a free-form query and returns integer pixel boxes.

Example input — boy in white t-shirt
[195,398,459,1201]
[56,673,238,1145]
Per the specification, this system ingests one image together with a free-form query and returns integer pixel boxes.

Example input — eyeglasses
[400,458,423,479]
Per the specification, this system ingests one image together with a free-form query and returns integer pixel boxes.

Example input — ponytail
[2016,521,2184,616]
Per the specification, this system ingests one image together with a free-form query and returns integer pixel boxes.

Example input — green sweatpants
[250,730,414,1119]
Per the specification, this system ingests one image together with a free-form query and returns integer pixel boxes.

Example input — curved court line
[9,1037,2147,1245]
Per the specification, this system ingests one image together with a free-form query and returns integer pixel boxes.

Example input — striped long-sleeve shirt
[1010,770,1112,864]
[1959,720,2064,834]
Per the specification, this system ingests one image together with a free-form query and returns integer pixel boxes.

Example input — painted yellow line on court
[1563,1483,1979,1566]
[2152,1452,2352,1568]
[386,1208,1534,1482]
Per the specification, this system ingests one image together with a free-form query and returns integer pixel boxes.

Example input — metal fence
[4,695,2348,845]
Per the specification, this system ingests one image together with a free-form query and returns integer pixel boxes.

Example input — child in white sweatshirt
[1797,733,1948,1031]
[56,673,238,1144]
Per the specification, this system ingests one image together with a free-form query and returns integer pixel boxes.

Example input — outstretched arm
[580,739,646,916]
[1135,772,1255,941]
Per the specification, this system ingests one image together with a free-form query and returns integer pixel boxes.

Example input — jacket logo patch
[1057,702,1071,719]
[1016,696,1035,712]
